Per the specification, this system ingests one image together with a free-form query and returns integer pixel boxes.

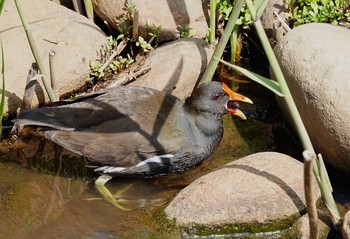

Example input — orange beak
[222,83,253,120]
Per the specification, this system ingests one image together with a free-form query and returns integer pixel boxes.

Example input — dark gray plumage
[13,81,251,178]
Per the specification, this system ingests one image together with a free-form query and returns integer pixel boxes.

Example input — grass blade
[14,0,58,102]
[216,57,284,97]
[83,0,94,21]
[199,0,245,84]
[0,0,5,16]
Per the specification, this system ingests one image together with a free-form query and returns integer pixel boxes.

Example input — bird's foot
[88,175,132,210]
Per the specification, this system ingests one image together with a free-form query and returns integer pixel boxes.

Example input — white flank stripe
[94,165,126,173]
[93,154,174,174]
[136,154,174,167]
[94,166,109,172]
[103,167,126,173]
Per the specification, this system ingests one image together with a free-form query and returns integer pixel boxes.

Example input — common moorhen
[13,81,252,208]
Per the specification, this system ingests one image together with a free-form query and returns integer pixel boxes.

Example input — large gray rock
[273,23,350,173]
[92,0,209,42]
[165,152,320,231]
[130,38,213,99]
[0,0,107,116]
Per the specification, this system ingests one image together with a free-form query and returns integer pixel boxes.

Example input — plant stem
[318,154,340,225]
[200,0,245,84]
[255,19,315,152]
[230,25,240,64]
[132,10,139,40]
[245,0,340,223]
[209,0,217,45]
[83,0,94,21]
[0,42,5,137]
[14,0,58,102]
[49,51,59,99]
[303,150,319,239]
[245,0,317,171]
[0,0,5,16]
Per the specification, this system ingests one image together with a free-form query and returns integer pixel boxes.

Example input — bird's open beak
[222,83,253,120]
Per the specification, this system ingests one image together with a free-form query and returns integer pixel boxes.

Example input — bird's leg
[94,174,130,210]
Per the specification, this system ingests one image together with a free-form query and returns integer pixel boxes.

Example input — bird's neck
[184,107,223,138]
[182,108,224,165]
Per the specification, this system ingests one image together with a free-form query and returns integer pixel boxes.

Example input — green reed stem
[245,0,340,223]
[14,0,58,102]
[0,0,5,16]
[0,42,5,137]
[83,0,94,21]
[200,0,245,84]
[209,0,217,45]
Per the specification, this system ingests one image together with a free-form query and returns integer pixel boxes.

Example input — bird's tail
[12,108,75,131]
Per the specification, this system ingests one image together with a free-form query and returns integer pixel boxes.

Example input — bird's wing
[14,85,181,131]
[42,115,186,167]
[15,85,188,166]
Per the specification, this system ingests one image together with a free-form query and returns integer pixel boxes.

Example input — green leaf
[0,0,5,16]
[116,34,125,41]
[310,2,318,13]
[309,10,316,17]
[215,57,285,97]
[83,0,94,20]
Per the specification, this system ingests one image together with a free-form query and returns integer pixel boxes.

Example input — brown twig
[49,51,59,99]
[132,10,139,39]
[98,39,128,74]
[303,150,319,239]
[107,65,151,88]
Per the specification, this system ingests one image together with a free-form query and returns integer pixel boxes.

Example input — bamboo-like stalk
[246,0,318,174]
[244,0,340,223]
[254,20,315,152]
[209,0,217,45]
[318,154,340,225]
[49,51,59,99]
[303,150,319,239]
[200,0,245,84]
[0,42,5,137]
[14,0,58,102]
[132,10,139,40]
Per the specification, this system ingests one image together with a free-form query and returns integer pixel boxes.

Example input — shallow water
[0,162,178,238]
[1,113,349,238]
[0,115,263,239]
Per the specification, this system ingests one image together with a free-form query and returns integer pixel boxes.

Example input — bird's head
[186,81,253,119]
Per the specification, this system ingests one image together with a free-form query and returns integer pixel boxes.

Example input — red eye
[213,93,220,100]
